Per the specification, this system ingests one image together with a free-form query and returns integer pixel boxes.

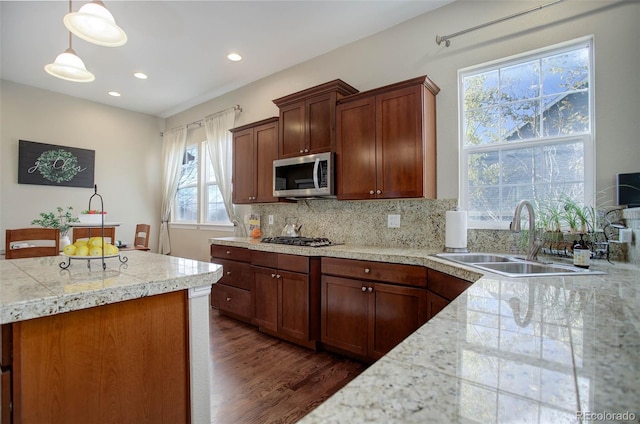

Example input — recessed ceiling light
[227,53,242,62]
[108,91,121,97]
[134,72,148,79]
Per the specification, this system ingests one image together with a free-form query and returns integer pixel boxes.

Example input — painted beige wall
[0,81,164,252]
[166,0,639,206]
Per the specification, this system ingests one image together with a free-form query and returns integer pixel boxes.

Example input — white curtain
[204,109,246,237]
[159,126,187,254]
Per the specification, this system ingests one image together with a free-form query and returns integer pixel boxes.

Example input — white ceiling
[1,1,452,118]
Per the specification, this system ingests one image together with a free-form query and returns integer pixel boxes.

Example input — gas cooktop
[260,237,334,247]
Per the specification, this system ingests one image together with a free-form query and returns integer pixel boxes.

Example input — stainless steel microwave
[273,152,334,199]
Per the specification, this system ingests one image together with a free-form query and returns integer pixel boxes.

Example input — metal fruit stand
[59,185,128,270]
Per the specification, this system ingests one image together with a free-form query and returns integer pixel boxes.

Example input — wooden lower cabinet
[426,268,474,320]
[6,290,189,424]
[321,258,428,362]
[252,251,321,349]
[211,245,254,324]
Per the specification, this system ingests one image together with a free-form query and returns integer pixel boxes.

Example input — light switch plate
[388,214,401,228]
[268,215,274,225]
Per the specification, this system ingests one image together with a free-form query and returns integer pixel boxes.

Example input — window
[174,141,231,226]
[459,37,594,229]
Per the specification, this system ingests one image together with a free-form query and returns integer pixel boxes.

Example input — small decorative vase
[60,235,71,251]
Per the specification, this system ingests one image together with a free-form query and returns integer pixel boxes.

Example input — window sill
[169,222,235,233]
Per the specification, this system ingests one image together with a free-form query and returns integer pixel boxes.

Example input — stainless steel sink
[435,253,517,263]
[435,252,606,277]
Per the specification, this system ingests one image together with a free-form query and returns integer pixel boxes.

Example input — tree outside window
[460,38,594,229]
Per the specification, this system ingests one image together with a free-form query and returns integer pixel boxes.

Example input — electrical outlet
[268,215,274,225]
[388,214,401,228]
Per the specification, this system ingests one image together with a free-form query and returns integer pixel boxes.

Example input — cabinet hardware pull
[376,189,382,195]
[361,286,367,292]
[226,297,231,301]
[369,190,374,195]
[367,287,373,292]
[276,274,281,279]
[364,268,370,273]
[226,271,231,275]
[271,273,276,278]
[299,149,304,153]
[226,250,231,255]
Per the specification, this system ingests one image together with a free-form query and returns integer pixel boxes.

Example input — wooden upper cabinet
[231,117,279,204]
[336,75,440,200]
[273,80,359,159]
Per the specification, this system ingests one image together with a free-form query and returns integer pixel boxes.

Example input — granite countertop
[211,237,640,423]
[1,250,222,324]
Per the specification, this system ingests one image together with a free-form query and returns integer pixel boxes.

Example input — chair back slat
[5,228,60,259]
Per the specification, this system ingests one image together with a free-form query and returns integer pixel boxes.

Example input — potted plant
[31,206,80,249]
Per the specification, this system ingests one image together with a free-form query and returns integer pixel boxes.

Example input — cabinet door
[375,84,424,199]
[1,368,10,424]
[277,271,309,341]
[306,93,334,155]
[252,121,279,203]
[253,266,278,332]
[320,275,368,358]
[232,128,255,204]
[368,283,427,360]
[336,97,377,200]
[427,290,450,321]
[279,102,305,158]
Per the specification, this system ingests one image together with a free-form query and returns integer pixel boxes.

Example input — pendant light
[44,31,95,82]
[64,1,127,47]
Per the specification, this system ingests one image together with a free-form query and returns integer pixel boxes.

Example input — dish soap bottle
[573,234,590,269]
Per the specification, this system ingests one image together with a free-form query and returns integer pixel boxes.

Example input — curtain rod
[161,104,242,136]
[435,0,565,47]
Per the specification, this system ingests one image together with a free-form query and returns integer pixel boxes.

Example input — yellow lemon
[74,240,88,248]
[89,237,105,248]
[76,245,89,256]
[105,244,118,255]
[89,246,102,256]
[63,244,77,256]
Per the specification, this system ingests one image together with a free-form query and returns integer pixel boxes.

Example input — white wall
[0,81,164,252]
[166,0,639,206]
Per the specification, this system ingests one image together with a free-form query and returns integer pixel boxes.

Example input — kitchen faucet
[510,200,543,262]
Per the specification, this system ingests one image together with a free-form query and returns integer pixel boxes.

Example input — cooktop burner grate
[260,237,334,247]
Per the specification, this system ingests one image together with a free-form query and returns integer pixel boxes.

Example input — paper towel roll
[445,210,468,250]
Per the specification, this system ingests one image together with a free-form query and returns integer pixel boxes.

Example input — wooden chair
[121,224,151,251]
[5,228,60,259]
[72,227,116,244]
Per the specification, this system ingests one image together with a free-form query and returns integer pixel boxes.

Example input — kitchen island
[0,250,222,424]
[211,237,640,423]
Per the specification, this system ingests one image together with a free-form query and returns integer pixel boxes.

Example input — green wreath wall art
[34,149,83,183]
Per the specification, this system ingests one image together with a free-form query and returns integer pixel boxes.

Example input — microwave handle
[313,157,320,189]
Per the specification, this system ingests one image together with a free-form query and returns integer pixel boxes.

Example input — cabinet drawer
[427,269,472,301]
[321,257,426,288]
[212,284,253,319]
[252,251,310,274]
[211,245,251,262]
[215,259,253,290]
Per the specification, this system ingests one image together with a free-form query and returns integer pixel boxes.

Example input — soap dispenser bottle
[573,234,590,269]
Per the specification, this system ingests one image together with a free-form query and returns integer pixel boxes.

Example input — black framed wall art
[18,140,95,188]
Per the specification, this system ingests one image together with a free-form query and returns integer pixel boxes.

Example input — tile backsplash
[250,199,637,263]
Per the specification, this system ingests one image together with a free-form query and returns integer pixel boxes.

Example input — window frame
[458,36,595,230]
[172,140,233,231]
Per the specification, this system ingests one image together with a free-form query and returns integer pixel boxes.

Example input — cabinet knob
[367,287,373,292]
[226,250,231,255]
[361,286,367,292]
[226,271,231,275]
[369,190,375,195]
[299,149,304,153]
[304,148,309,152]
[276,274,281,279]
[226,297,231,302]
[364,268,370,273]
[376,189,382,195]
[271,273,276,278]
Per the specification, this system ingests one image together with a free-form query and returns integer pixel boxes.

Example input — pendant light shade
[64,1,127,47]
[44,47,95,82]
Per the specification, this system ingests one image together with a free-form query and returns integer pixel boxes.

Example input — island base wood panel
[11,290,190,424]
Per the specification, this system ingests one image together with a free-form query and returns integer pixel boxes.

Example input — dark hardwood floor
[209,308,367,424]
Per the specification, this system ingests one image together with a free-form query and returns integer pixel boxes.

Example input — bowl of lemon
[63,237,120,258]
